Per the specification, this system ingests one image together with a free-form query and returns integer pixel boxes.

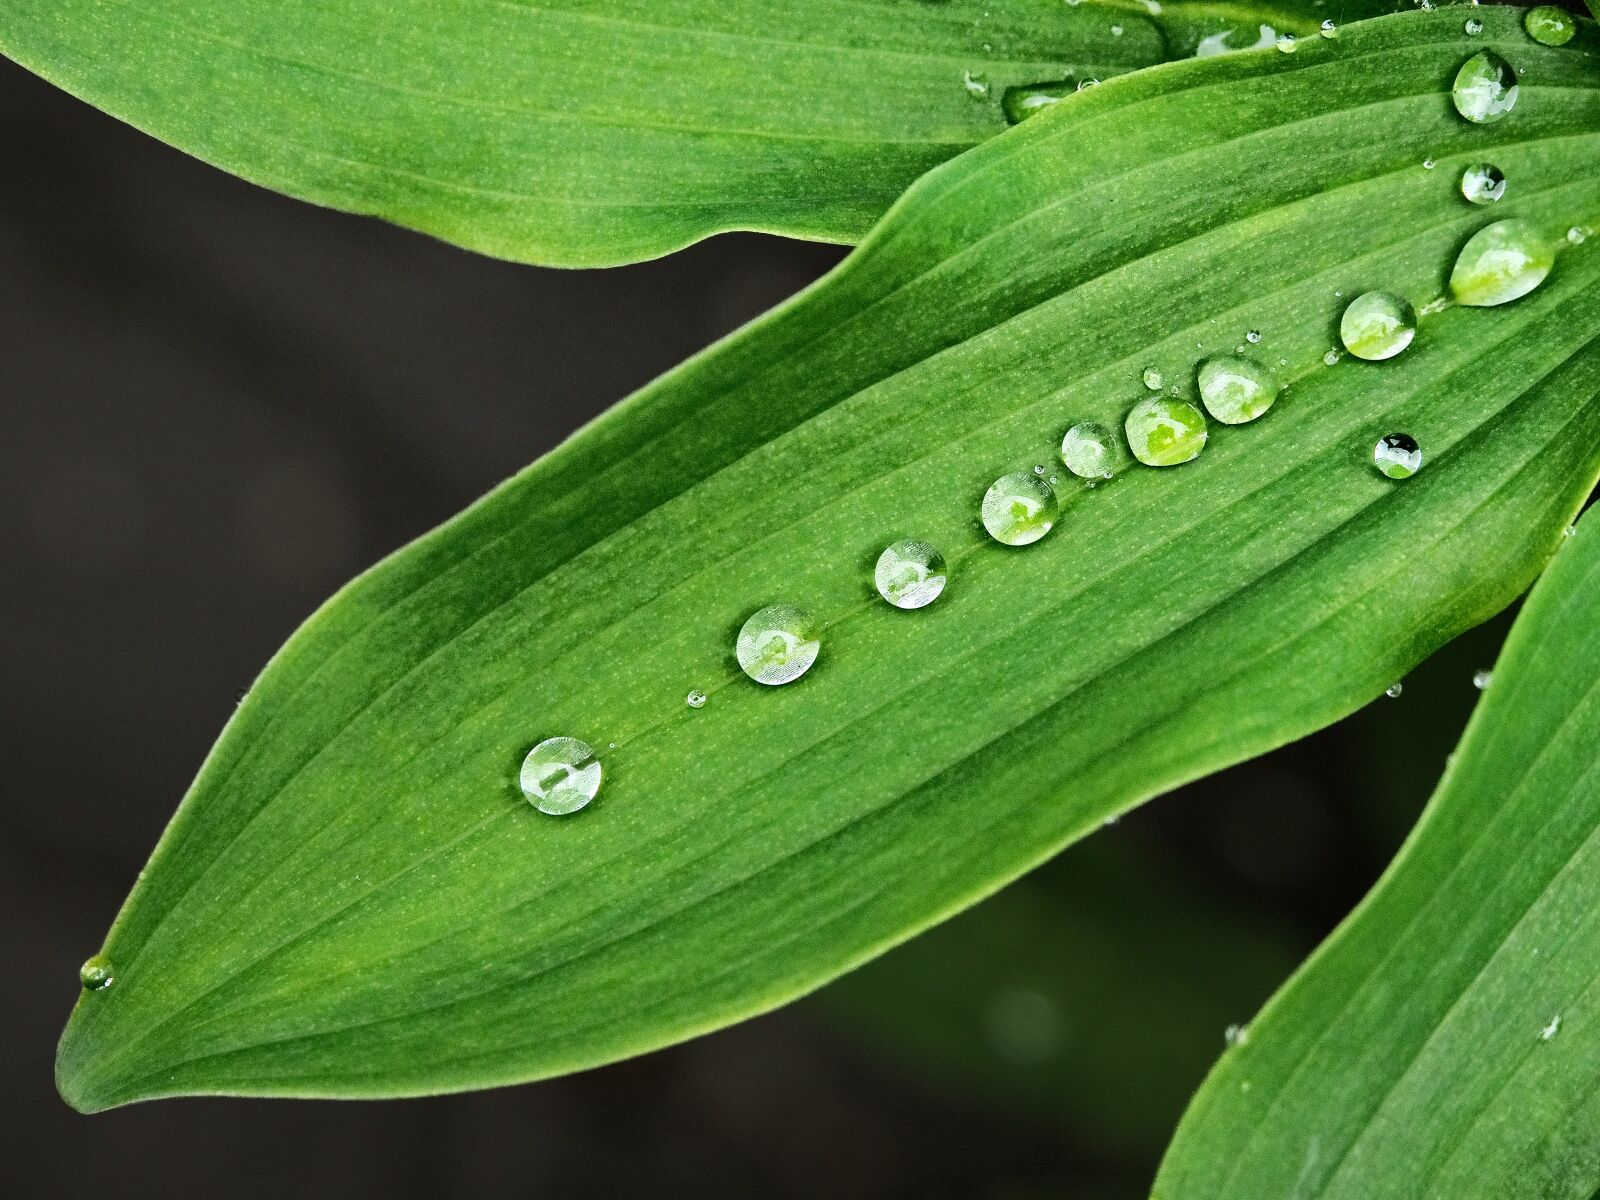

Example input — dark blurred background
[0,51,1521,1200]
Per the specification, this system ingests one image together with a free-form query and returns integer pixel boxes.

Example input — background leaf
[55,9,1600,1111]
[1154,504,1600,1200]
[0,0,1404,267]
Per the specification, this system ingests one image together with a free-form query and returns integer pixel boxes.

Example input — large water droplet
[1340,292,1417,361]
[1002,81,1072,124]
[1450,220,1554,307]
[1525,6,1577,46]
[1452,51,1518,124]
[520,736,602,815]
[982,472,1059,545]
[1196,355,1280,425]
[875,539,948,609]
[1060,421,1129,480]
[1126,398,1208,466]
[736,604,821,685]
[1460,162,1506,205]
[1275,33,1296,53]
[1374,433,1423,479]
[79,955,115,992]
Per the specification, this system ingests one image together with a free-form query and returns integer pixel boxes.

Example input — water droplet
[1540,1013,1562,1041]
[1374,433,1423,479]
[1452,51,1518,124]
[1320,19,1338,39]
[1460,162,1506,205]
[736,605,821,685]
[1111,24,1125,37]
[520,736,602,815]
[1417,0,1436,12]
[1465,18,1483,36]
[1340,292,1417,361]
[1569,226,1590,246]
[686,689,707,708]
[1245,329,1262,344]
[1276,33,1297,53]
[875,539,949,609]
[1125,397,1208,466]
[1060,421,1128,480]
[79,955,115,992]
[1197,355,1281,424]
[982,472,1059,545]
[1077,77,1101,91]
[1142,366,1164,390]
[1472,669,1493,690]
[962,69,990,99]
[1525,6,1577,47]
[1385,682,1404,699]
[1002,81,1072,124]
[1225,1023,1250,1047]
[1323,348,1342,366]
[1564,524,1577,538]
[1450,219,1554,307]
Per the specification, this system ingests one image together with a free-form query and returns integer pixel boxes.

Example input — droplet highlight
[1374,433,1423,480]
[874,539,948,610]
[1452,51,1518,124]
[1125,398,1208,466]
[736,604,821,685]
[1460,162,1506,206]
[79,955,115,992]
[1540,1014,1562,1041]
[982,472,1059,545]
[1450,220,1554,307]
[1197,355,1281,425]
[520,736,602,815]
[1060,421,1129,481]
[1525,7,1577,47]
[1340,292,1417,362]
[1002,81,1072,124]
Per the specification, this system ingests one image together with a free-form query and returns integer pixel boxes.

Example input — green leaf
[1154,507,1600,1200]
[0,0,1400,267]
[56,9,1600,1110]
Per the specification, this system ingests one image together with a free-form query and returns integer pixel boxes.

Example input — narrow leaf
[1155,506,1600,1200]
[0,0,1402,267]
[56,10,1600,1110]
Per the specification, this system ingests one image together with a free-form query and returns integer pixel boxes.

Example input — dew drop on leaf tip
[1374,433,1423,479]
[79,955,115,992]
[982,472,1059,545]
[1340,292,1417,362]
[520,736,602,815]
[737,605,821,685]
[875,539,949,610]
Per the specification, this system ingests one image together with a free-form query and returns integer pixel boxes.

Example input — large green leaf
[0,0,1402,267]
[1154,505,1600,1200]
[56,9,1600,1110]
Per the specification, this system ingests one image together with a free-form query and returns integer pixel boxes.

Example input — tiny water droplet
[1385,682,1404,699]
[1076,77,1100,91]
[1540,1013,1562,1041]
[1563,524,1577,538]
[736,605,821,685]
[520,736,602,815]
[1568,226,1589,246]
[1032,464,1046,475]
[1460,162,1506,205]
[1060,421,1128,480]
[1111,24,1125,37]
[1340,292,1417,361]
[79,955,115,992]
[1324,348,1342,366]
[1320,19,1338,39]
[1197,354,1281,424]
[1464,18,1483,36]
[1374,433,1423,479]
[982,472,1059,545]
[1276,33,1297,53]
[1002,81,1072,124]
[1142,366,1164,391]
[1450,220,1554,307]
[1245,329,1262,344]
[1525,6,1577,47]
[1417,0,1436,12]
[686,689,707,708]
[1452,51,1518,124]
[1225,1023,1250,1047]
[1125,397,1208,466]
[962,69,990,98]
[875,539,949,610]
[1472,669,1493,690]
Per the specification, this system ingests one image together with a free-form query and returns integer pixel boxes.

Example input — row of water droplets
[80,7,1597,995]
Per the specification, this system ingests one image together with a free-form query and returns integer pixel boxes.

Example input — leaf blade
[56,9,1600,1110]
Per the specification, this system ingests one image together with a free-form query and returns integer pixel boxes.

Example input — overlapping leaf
[56,10,1600,1111]
[0,0,1403,266]
[1155,503,1600,1200]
